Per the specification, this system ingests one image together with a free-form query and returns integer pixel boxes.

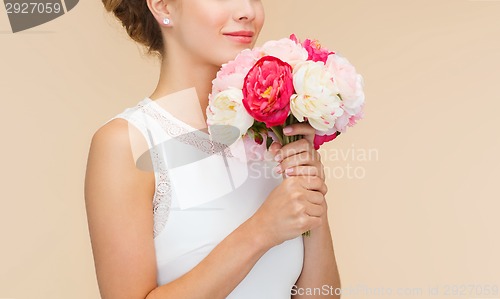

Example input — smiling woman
[84,0,340,298]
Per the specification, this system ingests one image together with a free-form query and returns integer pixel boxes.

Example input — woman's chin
[222,48,250,62]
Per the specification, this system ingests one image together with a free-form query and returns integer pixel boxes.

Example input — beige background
[1,0,499,298]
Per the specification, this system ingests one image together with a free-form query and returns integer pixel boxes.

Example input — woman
[84,0,341,298]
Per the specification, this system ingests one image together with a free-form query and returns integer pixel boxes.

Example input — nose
[233,0,257,22]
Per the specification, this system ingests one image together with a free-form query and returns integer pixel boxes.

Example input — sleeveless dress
[104,97,304,298]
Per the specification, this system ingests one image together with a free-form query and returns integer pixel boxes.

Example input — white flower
[206,88,254,140]
[260,38,308,67]
[290,61,344,132]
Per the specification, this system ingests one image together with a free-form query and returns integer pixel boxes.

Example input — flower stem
[270,126,285,145]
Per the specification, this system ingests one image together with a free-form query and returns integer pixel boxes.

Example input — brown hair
[102,0,164,59]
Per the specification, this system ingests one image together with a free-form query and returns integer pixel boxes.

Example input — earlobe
[146,0,172,26]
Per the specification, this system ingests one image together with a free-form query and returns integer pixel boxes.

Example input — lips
[223,31,254,44]
[223,31,254,37]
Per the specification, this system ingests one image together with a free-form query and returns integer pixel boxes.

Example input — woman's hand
[271,122,326,183]
[248,123,331,247]
[249,175,327,248]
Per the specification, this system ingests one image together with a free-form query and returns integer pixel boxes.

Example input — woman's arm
[293,203,341,299]
[275,124,342,298]
[85,118,323,299]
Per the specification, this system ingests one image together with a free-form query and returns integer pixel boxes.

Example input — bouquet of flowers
[207,34,365,163]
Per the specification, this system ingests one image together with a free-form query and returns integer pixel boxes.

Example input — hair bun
[102,0,163,58]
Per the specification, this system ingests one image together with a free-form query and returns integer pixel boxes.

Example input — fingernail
[283,127,292,134]
[274,154,281,162]
[285,168,293,174]
[273,165,282,174]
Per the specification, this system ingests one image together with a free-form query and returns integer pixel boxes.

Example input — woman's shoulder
[91,98,154,161]
[95,97,152,139]
[101,97,151,127]
[88,111,154,189]
[90,119,138,170]
[93,117,130,147]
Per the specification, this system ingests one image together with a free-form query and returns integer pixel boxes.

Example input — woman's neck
[149,53,220,124]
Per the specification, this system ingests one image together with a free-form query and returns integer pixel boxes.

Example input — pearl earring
[163,17,171,25]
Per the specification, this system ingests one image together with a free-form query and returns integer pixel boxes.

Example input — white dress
[104,97,304,298]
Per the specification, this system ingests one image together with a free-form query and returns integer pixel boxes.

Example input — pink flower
[325,53,365,117]
[313,130,340,150]
[290,34,333,63]
[259,37,308,67]
[242,56,294,128]
[323,53,365,133]
[333,112,350,133]
[348,105,364,126]
[333,103,365,133]
[241,128,268,161]
[211,48,261,96]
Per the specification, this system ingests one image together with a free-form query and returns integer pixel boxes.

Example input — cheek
[181,0,223,32]
[187,2,227,31]
[255,6,266,33]
[257,16,265,32]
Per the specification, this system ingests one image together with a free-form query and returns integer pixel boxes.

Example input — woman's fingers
[285,165,320,176]
[284,165,326,181]
[268,141,282,160]
[296,175,327,195]
[278,151,321,170]
[283,123,316,145]
[275,151,325,180]
[304,181,328,196]
[275,138,320,163]
[305,201,325,217]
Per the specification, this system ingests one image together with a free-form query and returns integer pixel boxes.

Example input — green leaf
[266,136,273,149]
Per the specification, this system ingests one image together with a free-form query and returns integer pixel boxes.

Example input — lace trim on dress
[136,100,234,238]
[149,147,172,239]
[139,102,234,157]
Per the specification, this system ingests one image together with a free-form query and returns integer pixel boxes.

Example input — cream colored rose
[206,88,254,138]
[290,61,344,132]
